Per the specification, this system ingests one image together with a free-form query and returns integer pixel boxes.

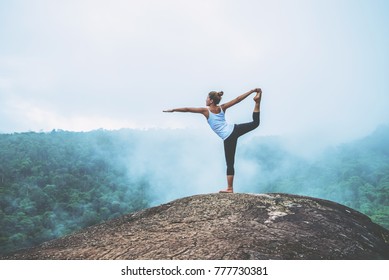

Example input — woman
[163,88,262,193]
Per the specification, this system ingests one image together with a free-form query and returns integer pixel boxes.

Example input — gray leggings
[224,112,260,175]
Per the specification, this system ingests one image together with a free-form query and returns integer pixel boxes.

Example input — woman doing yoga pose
[163,88,262,193]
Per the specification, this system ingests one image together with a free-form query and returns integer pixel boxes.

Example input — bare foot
[254,90,262,103]
[219,188,234,193]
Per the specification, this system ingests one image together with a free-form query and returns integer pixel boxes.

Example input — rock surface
[3,193,389,260]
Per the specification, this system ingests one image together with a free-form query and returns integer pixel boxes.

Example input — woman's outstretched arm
[221,88,261,111]
[163,107,208,117]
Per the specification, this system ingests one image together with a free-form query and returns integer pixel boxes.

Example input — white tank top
[207,107,234,140]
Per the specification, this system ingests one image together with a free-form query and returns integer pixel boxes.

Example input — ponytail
[209,91,223,105]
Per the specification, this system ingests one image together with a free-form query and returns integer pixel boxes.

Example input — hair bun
[218,91,224,97]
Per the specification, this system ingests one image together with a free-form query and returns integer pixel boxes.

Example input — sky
[1,0,389,146]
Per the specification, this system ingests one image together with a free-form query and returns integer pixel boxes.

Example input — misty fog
[1,124,388,255]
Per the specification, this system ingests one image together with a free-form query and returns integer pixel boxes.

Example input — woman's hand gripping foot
[253,88,262,103]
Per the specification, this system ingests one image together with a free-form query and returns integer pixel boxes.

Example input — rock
[2,193,389,259]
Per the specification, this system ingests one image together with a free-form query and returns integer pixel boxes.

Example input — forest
[1,125,388,255]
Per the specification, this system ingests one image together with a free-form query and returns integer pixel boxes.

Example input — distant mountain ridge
[3,193,389,260]
[1,125,388,255]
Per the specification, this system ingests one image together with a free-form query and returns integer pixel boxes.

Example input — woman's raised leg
[219,90,262,193]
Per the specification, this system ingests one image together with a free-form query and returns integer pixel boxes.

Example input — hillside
[1,126,388,255]
[3,193,389,260]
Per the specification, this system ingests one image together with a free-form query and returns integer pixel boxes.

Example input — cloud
[0,0,388,146]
